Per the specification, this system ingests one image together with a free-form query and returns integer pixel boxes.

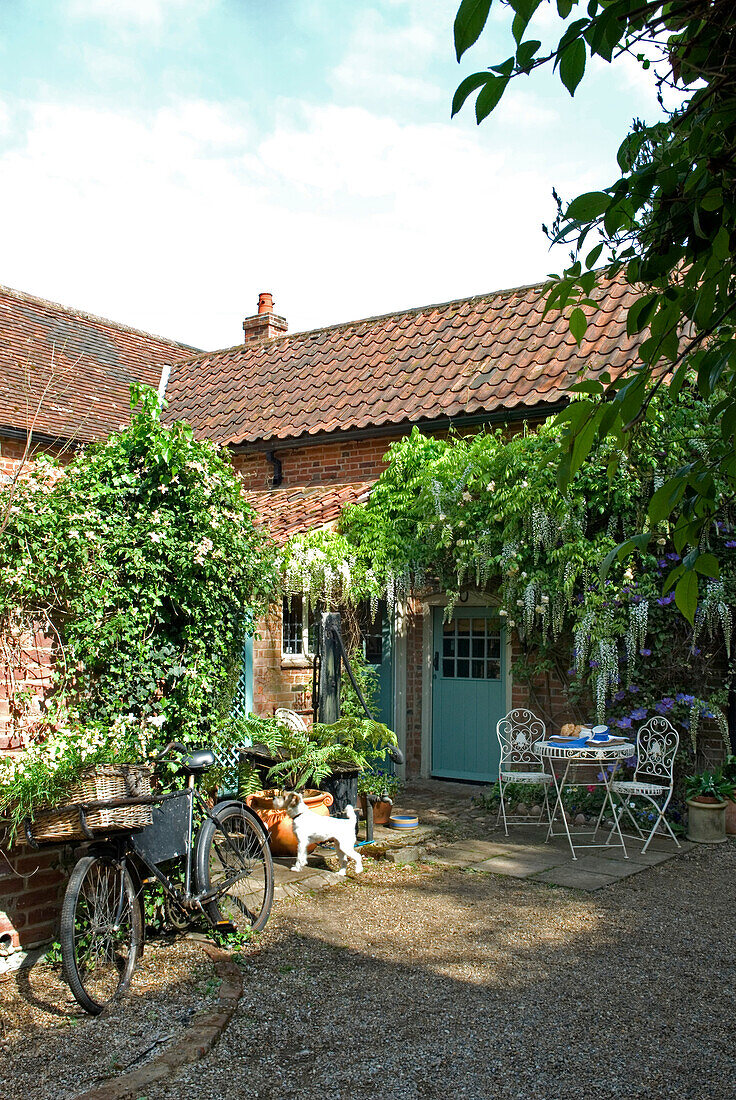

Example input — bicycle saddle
[180,748,216,773]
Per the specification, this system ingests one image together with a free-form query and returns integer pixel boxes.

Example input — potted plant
[232,713,397,855]
[684,769,734,844]
[357,770,403,826]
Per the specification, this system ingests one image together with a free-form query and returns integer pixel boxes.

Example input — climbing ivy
[0,385,277,747]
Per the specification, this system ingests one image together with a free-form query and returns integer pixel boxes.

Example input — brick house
[0,275,643,963]
[163,280,642,782]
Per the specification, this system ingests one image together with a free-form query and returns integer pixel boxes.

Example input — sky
[0,0,663,350]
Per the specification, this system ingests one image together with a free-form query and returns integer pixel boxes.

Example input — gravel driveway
[152,841,734,1100]
[2,840,734,1100]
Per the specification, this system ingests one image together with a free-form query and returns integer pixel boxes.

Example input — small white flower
[150,532,162,543]
[461,491,472,502]
[657,537,666,546]
[541,594,549,604]
[147,714,166,729]
[499,609,508,617]
[487,481,495,492]
[535,605,543,614]
[516,599,524,607]
[508,620,516,628]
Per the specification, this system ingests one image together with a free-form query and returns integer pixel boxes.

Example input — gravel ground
[151,841,736,1100]
[2,809,734,1100]
[0,938,222,1098]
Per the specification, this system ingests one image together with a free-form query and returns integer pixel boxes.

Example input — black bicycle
[54,742,273,1015]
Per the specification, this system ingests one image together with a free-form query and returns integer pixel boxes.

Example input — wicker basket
[30,764,153,843]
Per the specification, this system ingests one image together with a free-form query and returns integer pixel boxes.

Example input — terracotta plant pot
[358,794,393,826]
[245,789,333,856]
[686,796,727,844]
[725,791,736,836]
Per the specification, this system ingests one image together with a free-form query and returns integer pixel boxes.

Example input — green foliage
[339,643,380,721]
[684,769,735,803]
[0,716,149,840]
[232,712,397,793]
[0,385,276,749]
[451,0,736,607]
[357,769,403,799]
[338,393,732,735]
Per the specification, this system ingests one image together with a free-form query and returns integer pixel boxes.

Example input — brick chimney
[243,291,288,344]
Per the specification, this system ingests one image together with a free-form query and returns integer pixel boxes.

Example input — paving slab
[476,854,570,878]
[531,865,619,891]
[595,845,672,866]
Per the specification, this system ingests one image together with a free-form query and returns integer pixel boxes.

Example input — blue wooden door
[431,608,505,782]
[360,600,394,730]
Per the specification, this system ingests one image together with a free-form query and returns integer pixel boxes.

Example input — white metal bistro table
[538,740,636,860]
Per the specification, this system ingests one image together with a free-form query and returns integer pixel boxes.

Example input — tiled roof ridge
[0,283,199,354]
[175,273,586,369]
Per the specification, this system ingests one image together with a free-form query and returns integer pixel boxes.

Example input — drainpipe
[265,450,282,487]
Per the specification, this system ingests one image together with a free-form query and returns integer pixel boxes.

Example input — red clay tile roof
[0,284,197,445]
[165,274,644,447]
[243,481,373,543]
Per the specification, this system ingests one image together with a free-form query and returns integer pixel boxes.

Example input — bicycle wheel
[60,854,142,1016]
[196,803,273,933]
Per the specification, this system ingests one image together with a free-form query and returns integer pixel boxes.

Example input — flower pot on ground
[685,771,732,844]
[244,788,332,856]
[718,756,736,836]
[357,770,403,826]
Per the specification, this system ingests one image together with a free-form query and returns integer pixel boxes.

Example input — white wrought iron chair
[495,709,553,836]
[274,708,309,733]
[606,715,680,853]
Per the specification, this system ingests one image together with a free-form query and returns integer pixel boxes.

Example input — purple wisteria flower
[589,660,600,669]
[625,755,638,768]
[631,706,647,721]
[726,540,736,549]
[692,646,702,656]
[666,552,680,561]
[567,668,577,677]
[614,690,626,703]
[700,706,715,718]
[681,719,690,730]
[628,684,640,693]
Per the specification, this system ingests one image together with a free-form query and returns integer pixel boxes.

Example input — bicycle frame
[27,781,265,924]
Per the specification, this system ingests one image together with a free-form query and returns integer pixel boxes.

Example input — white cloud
[0,93,597,350]
[65,0,213,28]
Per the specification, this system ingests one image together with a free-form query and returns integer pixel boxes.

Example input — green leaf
[569,307,588,345]
[566,191,609,222]
[475,75,509,122]
[516,38,542,70]
[647,478,686,524]
[675,571,698,624]
[510,0,542,42]
[694,553,720,578]
[559,37,586,96]
[452,72,491,117]
[556,0,574,15]
[454,0,493,61]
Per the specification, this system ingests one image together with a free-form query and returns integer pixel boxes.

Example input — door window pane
[456,659,470,678]
[282,596,303,655]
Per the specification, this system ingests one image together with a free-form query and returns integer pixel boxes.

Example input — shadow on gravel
[182,850,736,1100]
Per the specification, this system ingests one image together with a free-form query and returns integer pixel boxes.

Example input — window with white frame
[282,596,321,657]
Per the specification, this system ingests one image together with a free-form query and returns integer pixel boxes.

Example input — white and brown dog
[272,792,363,876]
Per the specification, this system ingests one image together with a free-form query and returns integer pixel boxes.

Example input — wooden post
[317,611,342,724]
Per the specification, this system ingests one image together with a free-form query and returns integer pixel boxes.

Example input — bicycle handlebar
[152,740,188,762]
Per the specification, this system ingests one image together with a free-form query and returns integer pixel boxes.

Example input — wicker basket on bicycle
[28,764,153,843]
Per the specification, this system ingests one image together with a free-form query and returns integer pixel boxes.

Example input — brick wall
[0,841,70,959]
[232,435,393,491]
